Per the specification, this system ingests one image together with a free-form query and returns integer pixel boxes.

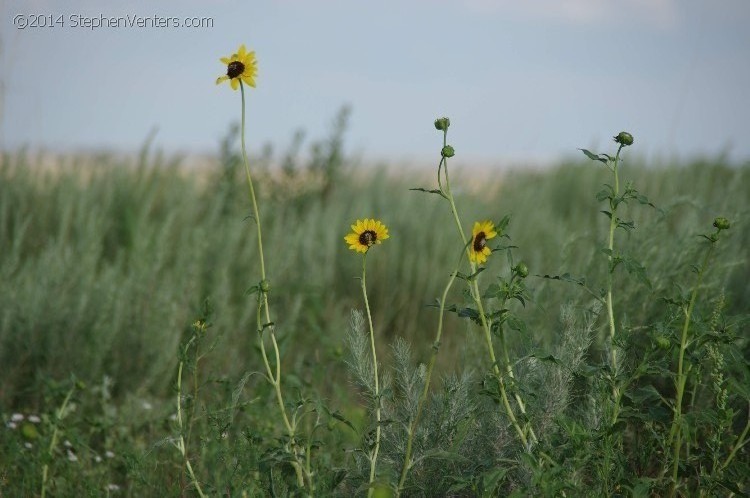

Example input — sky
[1,0,749,166]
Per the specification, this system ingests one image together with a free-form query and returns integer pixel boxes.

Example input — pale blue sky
[2,0,749,164]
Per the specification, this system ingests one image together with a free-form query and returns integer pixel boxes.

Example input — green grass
[1,144,748,496]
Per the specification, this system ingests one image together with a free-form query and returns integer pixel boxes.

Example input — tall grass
[1,134,748,495]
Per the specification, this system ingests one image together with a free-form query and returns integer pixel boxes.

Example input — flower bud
[260,279,271,293]
[655,336,671,350]
[613,131,634,146]
[434,117,451,131]
[514,262,529,278]
[713,217,730,230]
[441,145,455,158]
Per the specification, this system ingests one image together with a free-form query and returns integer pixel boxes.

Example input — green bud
[713,217,730,230]
[655,336,671,350]
[514,262,529,279]
[441,145,455,158]
[260,279,271,293]
[613,131,634,146]
[434,117,450,131]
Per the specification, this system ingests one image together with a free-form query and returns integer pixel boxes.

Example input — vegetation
[1,106,749,495]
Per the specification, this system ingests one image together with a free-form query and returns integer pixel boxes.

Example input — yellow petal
[242,75,256,88]
[216,75,228,85]
[220,57,231,64]
[237,44,247,58]
[230,78,239,90]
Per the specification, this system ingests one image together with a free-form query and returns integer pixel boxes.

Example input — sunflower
[216,44,258,90]
[469,220,498,265]
[345,219,390,253]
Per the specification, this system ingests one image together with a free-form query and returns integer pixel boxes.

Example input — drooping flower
[469,220,498,265]
[216,44,258,90]
[345,219,390,253]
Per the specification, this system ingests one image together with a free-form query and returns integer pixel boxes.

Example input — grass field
[1,134,749,496]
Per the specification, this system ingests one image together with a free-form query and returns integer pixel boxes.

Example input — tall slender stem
[41,384,76,498]
[397,251,462,495]
[669,235,717,496]
[606,145,623,424]
[361,253,382,497]
[440,131,535,448]
[175,336,207,498]
[239,82,308,493]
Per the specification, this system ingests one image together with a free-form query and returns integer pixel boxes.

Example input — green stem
[176,340,207,498]
[361,252,382,498]
[239,82,308,493]
[41,383,76,498]
[397,250,462,495]
[606,145,623,425]
[721,401,750,471]
[440,131,535,448]
[669,233,718,495]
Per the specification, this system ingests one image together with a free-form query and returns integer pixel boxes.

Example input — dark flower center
[473,232,487,252]
[359,230,377,247]
[227,61,245,79]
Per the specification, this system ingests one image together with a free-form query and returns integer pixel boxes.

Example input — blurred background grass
[1,130,748,414]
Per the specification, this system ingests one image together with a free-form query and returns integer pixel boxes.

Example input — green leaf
[329,410,356,432]
[540,272,586,287]
[457,267,485,282]
[596,187,613,202]
[580,148,608,164]
[409,187,446,198]
[506,314,527,335]
[496,214,511,232]
[617,219,635,231]
[621,256,651,288]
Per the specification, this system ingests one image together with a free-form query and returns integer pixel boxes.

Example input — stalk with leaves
[668,217,731,496]
[410,118,536,450]
[344,218,390,497]
[216,44,310,492]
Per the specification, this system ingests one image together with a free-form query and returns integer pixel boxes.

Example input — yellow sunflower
[345,219,390,253]
[469,220,498,265]
[216,44,258,90]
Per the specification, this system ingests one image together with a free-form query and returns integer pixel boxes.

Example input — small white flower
[6,421,17,430]
[106,483,121,492]
[24,442,33,449]
[142,401,153,411]
[105,450,115,459]
[11,413,24,422]
[63,439,73,448]
[169,413,178,422]
[67,449,78,462]
[95,455,103,463]
[28,414,41,423]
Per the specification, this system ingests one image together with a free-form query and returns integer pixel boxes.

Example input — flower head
[469,220,498,265]
[345,219,390,253]
[713,217,730,231]
[216,44,258,90]
[613,131,634,146]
